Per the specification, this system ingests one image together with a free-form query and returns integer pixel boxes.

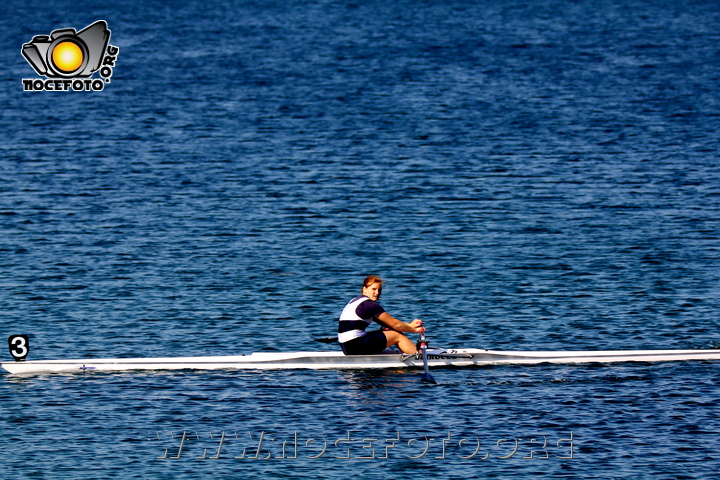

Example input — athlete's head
[361,275,383,301]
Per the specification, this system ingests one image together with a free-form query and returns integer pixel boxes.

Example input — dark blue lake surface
[1,0,720,478]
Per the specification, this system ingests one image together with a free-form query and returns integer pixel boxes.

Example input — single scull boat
[3,335,720,374]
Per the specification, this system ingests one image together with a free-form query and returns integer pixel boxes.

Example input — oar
[313,336,338,344]
[417,324,437,384]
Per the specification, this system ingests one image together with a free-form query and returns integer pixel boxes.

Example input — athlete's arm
[376,312,423,333]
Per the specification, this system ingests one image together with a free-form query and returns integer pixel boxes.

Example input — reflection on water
[337,369,422,392]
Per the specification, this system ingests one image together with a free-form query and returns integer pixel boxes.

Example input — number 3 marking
[8,335,29,361]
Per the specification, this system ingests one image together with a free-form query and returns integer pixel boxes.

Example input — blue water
[2,0,720,478]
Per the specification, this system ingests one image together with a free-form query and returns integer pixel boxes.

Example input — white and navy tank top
[337,295,386,343]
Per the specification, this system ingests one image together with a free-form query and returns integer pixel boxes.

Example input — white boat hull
[3,348,720,374]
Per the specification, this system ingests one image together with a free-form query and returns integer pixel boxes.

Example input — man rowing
[338,275,424,355]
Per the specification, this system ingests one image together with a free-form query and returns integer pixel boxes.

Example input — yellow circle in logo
[52,41,84,73]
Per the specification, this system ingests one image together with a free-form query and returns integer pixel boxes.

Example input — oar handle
[416,322,428,351]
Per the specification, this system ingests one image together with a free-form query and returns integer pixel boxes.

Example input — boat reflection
[336,368,420,390]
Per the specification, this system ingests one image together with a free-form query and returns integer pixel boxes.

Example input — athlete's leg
[383,330,417,354]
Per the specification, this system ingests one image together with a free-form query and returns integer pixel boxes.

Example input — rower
[338,275,424,355]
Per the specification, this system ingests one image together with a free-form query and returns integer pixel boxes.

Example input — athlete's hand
[409,319,424,332]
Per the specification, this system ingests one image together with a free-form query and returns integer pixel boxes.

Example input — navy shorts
[341,330,388,355]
